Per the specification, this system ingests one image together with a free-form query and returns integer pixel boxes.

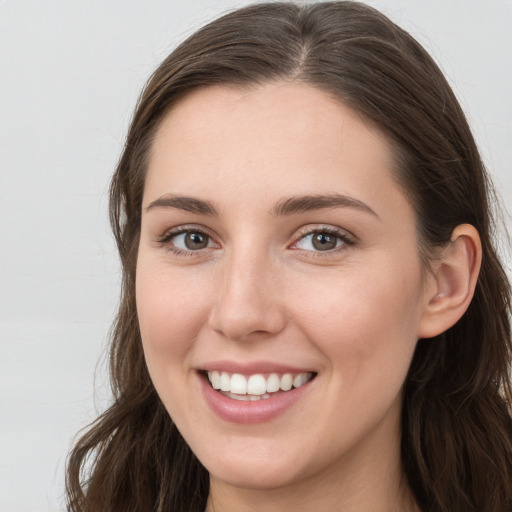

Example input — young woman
[66,2,512,511]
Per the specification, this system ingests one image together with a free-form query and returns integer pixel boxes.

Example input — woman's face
[137,83,433,492]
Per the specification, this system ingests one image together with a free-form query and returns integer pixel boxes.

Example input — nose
[208,249,287,342]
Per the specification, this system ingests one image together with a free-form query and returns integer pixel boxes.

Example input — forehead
[151,82,392,162]
[144,82,405,218]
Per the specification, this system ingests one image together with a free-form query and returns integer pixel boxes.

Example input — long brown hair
[66,2,512,511]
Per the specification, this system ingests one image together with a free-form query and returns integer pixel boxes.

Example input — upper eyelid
[292,224,355,241]
[288,225,357,253]
[158,224,215,240]
[155,223,355,249]
[156,226,219,256]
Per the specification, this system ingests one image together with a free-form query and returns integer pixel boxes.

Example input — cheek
[290,260,424,382]
[135,262,212,365]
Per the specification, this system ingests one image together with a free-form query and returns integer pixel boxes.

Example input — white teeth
[220,372,231,392]
[209,371,221,390]
[224,392,251,401]
[293,373,309,388]
[247,374,267,395]
[223,392,273,401]
[230,373,247,395]
[206,370,313,396]
[280,373,293,391]
[266,373,280,393]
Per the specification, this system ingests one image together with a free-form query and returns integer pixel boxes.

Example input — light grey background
[1,1,511,511]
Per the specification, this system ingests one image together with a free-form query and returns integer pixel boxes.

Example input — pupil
[185,232,208,250]
[312,233,336,251]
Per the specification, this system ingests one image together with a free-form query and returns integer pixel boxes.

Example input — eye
[174,231,211,250]
[291,227,353,253]
[158,227,217,254]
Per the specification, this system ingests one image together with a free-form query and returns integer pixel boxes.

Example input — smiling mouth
[203,370,316,401]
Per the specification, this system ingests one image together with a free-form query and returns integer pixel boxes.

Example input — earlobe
[418,224,482,339]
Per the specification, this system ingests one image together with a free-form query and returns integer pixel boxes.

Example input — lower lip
[198,373,313,424]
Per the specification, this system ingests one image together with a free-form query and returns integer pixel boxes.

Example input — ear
[418,224,482,339]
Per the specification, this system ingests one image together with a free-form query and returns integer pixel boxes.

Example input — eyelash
[157,225,355,257]
[290,226,355,258]
[157,226,216,257]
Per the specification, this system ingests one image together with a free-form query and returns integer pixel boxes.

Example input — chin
[207,460,302,491]
[196,437,324,492]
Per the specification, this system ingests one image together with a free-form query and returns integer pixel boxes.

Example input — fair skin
[136,82,481,511]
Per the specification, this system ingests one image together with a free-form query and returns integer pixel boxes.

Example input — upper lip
[199,360,315,375]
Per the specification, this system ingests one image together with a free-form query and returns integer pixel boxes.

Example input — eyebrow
[145,195,218,215]
[270,194,379,219]
[145,193,379,219]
